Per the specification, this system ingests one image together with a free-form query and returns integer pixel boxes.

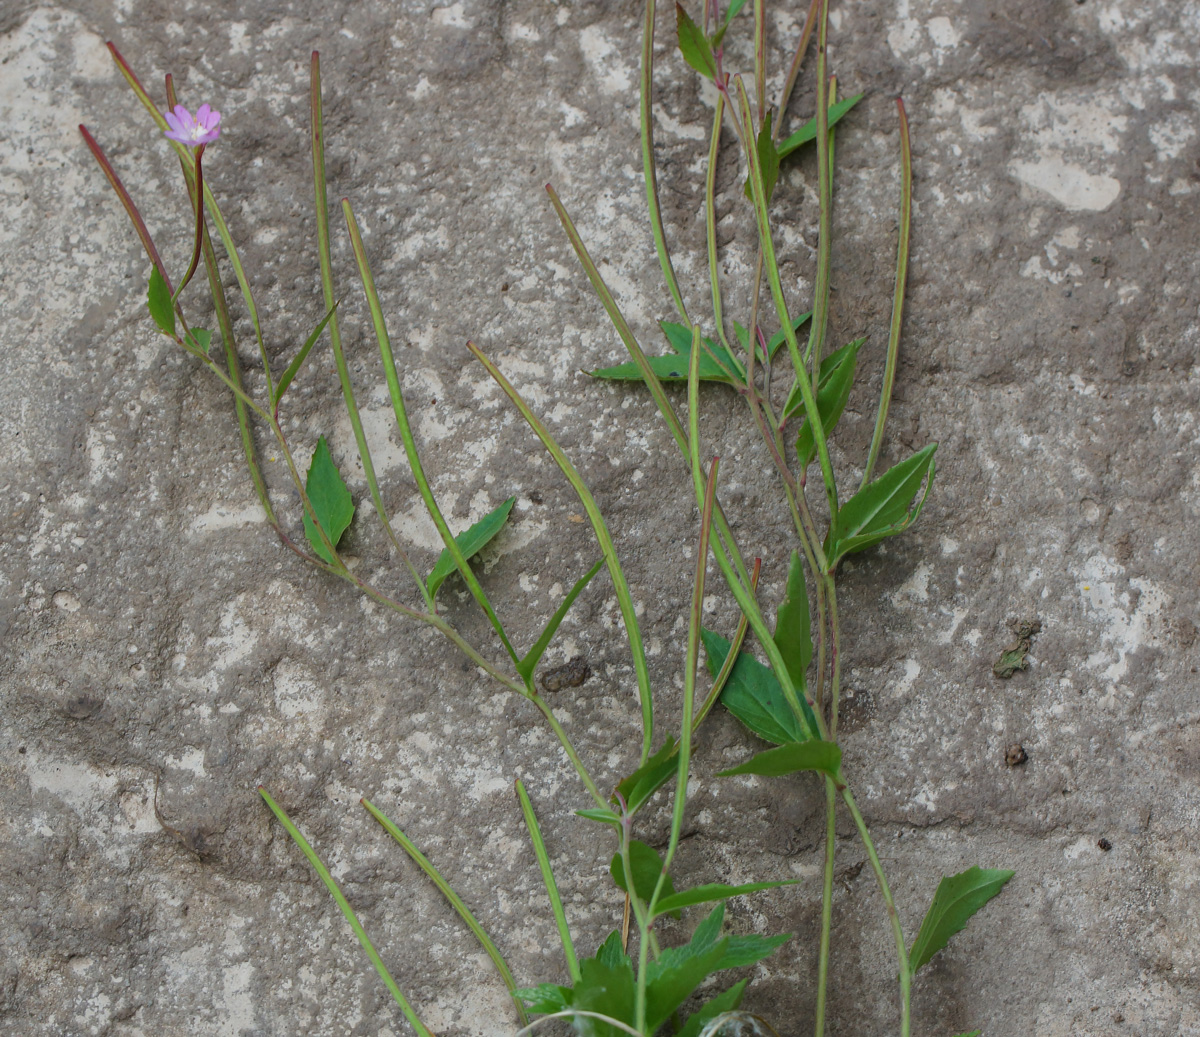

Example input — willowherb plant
[81,2,1012,1035]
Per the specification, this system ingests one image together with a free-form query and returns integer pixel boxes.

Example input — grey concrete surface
[2,0,1198,1034]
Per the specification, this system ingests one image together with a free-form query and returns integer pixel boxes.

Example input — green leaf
[613,735,679,815]
[703,629,818,745]
[786,338,865,467]
[652,879,797,918]
[571,954,637,1036]
[657,903,789,975]
[908,867,1014,976]
[952,1032,982,1037]
[645,938,728,1032]
[518,557,605,682]
[718,932,792,969]
[184,327,212,355]
[515,983,570,1014]
[826,444,937,565]
[676,3,716,80]
[147,267,175,336]
[610,840,679,917]
[274,300,339,407]
[717,740,843,779]
[594,930,631,971]
[677,980,748,1037]
[723,0,748,26]
[743,111,781,202]
[427,496,517,598]
[773,550,812,691]
[302,435,355,564]
[576,807,621,826]
[733,312,811,361]
[591,321,738,384]
[776,93,865,159]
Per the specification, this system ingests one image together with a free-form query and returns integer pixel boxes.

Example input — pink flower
[163,103,221,147]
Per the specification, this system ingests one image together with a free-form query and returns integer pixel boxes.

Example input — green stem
[545,185,755,597]
[258,790,435,1037]
[468,340,656,767]
[344,201,522,646]
[732,78,840,527]
[361,798,528,1026]
[704,93,739,362]
[514,780,580,983]
[814,777,836,1037]
[775,0,821,142]
[641,0,689,324]
[309,54,424,584]
[805,0,833,382]
[528,694,608,811]
[862,97,912,487]
[842,786,911,1037]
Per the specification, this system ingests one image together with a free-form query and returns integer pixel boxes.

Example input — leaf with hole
[786,337,865,466]
[703,628,818,745]
[610,840,679,917]
[826,443,936,566]
[908,867,1014,976]
[591,321,738,384]
[773,550,812,691]
[302,435,355,564]
[147,267,175,336]
[717,740,842,780]
[777,93,865,158]
[427,496,516,598]
[676,3,716,80]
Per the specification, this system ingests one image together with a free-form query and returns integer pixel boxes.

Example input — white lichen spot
[1078,554,1167,684]
[1010,157,1121,212]
[432,3,473,29]
[579,27,632,95]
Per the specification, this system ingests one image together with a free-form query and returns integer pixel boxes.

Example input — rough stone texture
[2,1,1198,1035]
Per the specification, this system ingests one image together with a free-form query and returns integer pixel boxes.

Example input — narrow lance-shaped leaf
[703,628,818,745]
[302,436,355,564]
[274,300,339,408]
[826,443,936,565]
[651,878,797,919]
[743,111,781,202]
[908,867,1014,976]
[517,557,604,682]
[789,337,865,466]
[614,735,679,815]
[717,740,843,780]
[147,267,175,336]
[777,93,865,158]
[428,496,516,598]
[676,3,716,80]
[773,550,812,690]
